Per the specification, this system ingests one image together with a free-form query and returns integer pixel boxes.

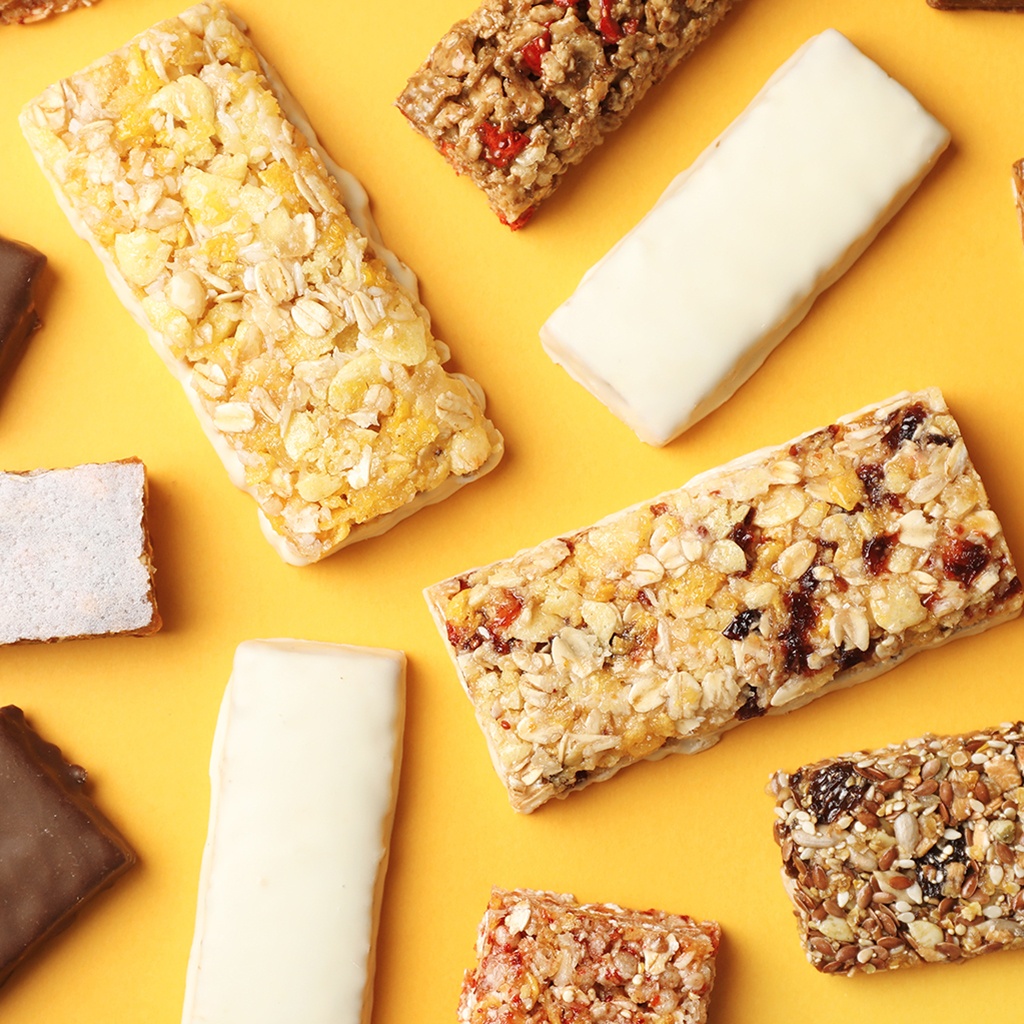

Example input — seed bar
[21,2,502,566]
[768,723,1024,974]
[459,888,719,1024]
[540,29,950,445]
[0,459,160,645]
[0,705,136,986]
[425,388,1022,813]
[181,639,404,1024]
[396,0,737,229]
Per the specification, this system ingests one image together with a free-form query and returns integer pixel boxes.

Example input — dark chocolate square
[0,236,45,383]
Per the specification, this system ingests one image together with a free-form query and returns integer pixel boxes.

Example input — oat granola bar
[0,0,97,24]
[459,888,719,1024]
[425,388,1022,813]
[768,723,1024,974]
[396,0,737,228]
[20,3,502,566]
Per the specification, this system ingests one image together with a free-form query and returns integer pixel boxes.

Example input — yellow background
[1,0,1023,1021]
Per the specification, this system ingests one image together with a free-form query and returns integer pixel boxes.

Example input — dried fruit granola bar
[425,388,1022,812]
[396,0,737,228]
[768,723,1024,974]
[20,2,502,565]
[459,888,719,1024]
[0,0,97,24]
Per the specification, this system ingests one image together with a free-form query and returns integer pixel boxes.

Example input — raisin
[723,608,761,640]
[863,533,898,575]
[447,621,482,652]
[649,502,671,517]
[881,403,927,449]
[916,829,968,901]
[779,592,816,675]
[729,507,760,575]
[925,433,955,447]
[836,643,871,671]
[735,688,765,720]
[805,761,867,823]
[1002,575,1022,600]
[857,463,886,505]
[941,537,989,587]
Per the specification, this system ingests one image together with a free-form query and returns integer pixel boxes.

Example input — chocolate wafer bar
[0,705,135,986]
[769,722,1024,974]
[397,0,737,228]
[21,2,502,566]
[459,888,719,1024]
[425,388,1022,812]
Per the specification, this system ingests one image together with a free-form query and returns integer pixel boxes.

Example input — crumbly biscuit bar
[459,888,719,1024]
[0,459,160,644]
[0,0,97,23]
[425,388,1022,812]
[397,0,737,228]
[21,3,502,566]
[768,723,1024,974]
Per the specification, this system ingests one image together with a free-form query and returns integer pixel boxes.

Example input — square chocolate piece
[0,706,135,985]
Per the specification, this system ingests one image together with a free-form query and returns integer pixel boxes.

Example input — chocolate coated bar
[0,706,135,985]
[0,235,45,385]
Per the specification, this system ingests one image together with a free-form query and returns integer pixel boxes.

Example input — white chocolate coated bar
[181,639,404,1024]
[540,30,950,445]
[426,389,1021,812]
[769,723,1024,974]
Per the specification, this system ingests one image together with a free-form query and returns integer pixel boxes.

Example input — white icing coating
[0,460,156,643]
[540,29,951,446]
[181,639,405,1024]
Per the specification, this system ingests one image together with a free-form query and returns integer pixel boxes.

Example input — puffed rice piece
[425,388,1022,812]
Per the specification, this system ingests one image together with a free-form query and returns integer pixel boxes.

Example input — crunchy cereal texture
[769,723,1024,974]
[397,0,736,228]
[0,0,96,24]
[459,888,719,1024]
[425,389,1022,813]
[21,2,502,565]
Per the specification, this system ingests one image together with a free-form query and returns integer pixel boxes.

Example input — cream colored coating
[0,459,160,644]
[181,639,405,1024]
[426,389,1022,813]
[20,2,502,565]
[540,29,950,446]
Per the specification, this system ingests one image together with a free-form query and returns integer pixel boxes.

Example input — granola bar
[541,30,950,445]
[396,0,737,228]
[459,888,719,1024]
[927,0,1024,8]
[425,388,1022,813]
[20,3,503,566]
[768,723,1024,974]
[181,639,404,1024]
[0,459,160,644]
[0,0,97,23]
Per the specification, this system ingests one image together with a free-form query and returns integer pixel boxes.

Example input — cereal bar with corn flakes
[20,2,503,565]
[768,722,1024,974]
[396,0,737,229]
[425,388,1022,813]
[459,888,720,1024]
